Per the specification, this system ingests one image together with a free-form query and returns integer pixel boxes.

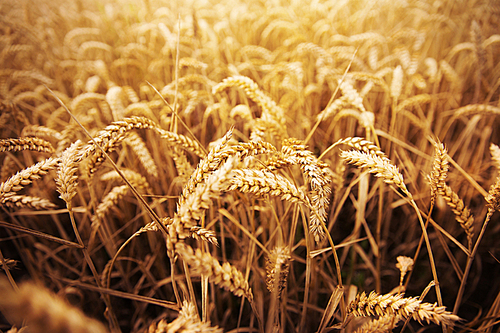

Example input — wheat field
[0,0,499,332]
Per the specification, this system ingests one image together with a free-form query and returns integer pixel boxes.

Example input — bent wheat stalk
[341,147,444,313]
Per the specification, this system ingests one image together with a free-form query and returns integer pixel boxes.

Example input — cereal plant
[1,0,499,332]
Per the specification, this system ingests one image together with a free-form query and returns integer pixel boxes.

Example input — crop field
[0,0,499,332]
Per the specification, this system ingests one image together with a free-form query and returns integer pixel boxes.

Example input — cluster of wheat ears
[0,0,500,332]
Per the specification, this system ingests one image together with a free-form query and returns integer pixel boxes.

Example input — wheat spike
[21,125,63,141]
[178,155,237,225]
[155,127,207,158]
[396,94,432,113]
[56,140,84,203]
[340,150,409,197]
[100,169,150,187]
[0,277,107,333]
[353,314,399,333]
[453,104,500,118]
[490,143,500,170]
[175,242,253,301]
[0,137,55,154]
[84,117,160,176]
[124,102,156,119]
[124,132,159,178]
[189,226,219,246]
[316,96,351,121]
[228,168,310,205]
[70,92,106,115]
[77,41,112,62]
[0,157,60,196]
[213,75,287,136]
[220,140,277,161]
[428,140,449,205]
[64,27,102,52]
[348,291,460,326]
[147,300,222,333]
[334,137,386,157]
[1,195,56,210]
[265,246,291,298]
[91,185,130,230]
[339,77,366,112]
[281,138,332,242]
[106,86,126,120]
[85,75,102,93]
[486,176,500,212]
[91,173,150,230]
[438,184,474,247]
[390,65,404,100]
[396,256,414,286]
[180,127,234,202]
[172,147,194,183]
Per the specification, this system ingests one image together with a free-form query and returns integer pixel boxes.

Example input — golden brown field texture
[1,0,500,332]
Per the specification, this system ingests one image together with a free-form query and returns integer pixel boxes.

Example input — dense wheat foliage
[1,0,500,332]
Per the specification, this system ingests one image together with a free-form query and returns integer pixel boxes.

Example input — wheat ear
[340,150,409,197]
[124,132,159,178]
[490,143,500,170]
[0,277,107,333]
[1,195,56,210]
[56,140,84,203]
[348,291,460,326]
[228,168,310,205]
[438,184,474,249]
[396,256,414,286]
[0,156,60,201]
[0,137,55,154]
[84,117,158,176]
[180,127,234,202]
[167,156,238,255]
[213,75,287,138]
[353,314,400,333]
[147,300,223,333]
[428,140,449,205]
[175,242,253,301]
[265,246,291,298]
[280,138,333,242]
